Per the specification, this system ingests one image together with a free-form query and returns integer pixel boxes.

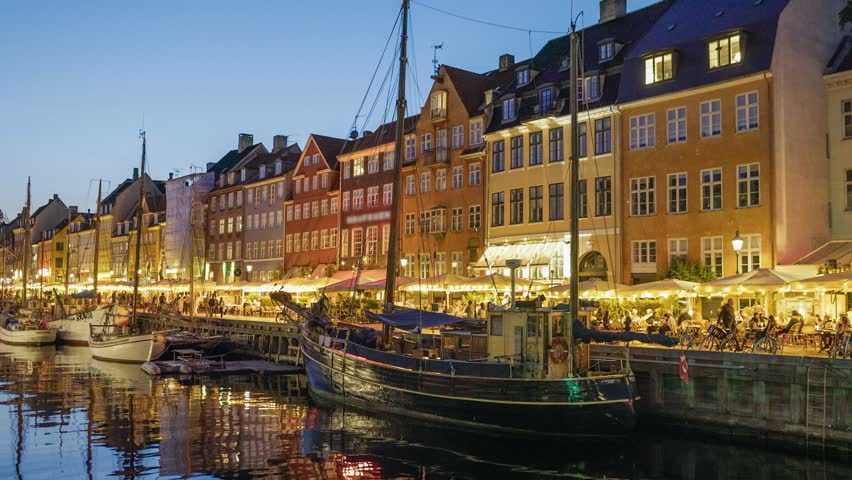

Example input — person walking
[719,299,736,331]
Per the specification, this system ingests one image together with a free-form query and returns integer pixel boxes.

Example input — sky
[0,0,656,219]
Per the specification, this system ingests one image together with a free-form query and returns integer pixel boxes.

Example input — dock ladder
[805,365,828,445]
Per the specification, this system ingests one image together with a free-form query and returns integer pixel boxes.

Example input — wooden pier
[138,314,302,364]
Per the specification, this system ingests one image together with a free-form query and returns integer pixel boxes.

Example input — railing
[430,108,447,120]
[422,147,449,166]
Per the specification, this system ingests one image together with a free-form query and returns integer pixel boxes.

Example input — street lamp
[731,229,744,275]
[246,264,253,281]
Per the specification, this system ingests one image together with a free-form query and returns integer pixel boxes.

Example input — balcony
[422,147,449,167]
[430,108,447,122]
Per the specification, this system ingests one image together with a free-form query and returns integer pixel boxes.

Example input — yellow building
[825,37,852,242]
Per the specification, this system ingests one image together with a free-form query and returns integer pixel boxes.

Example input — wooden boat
[48,306,111,345]
[0,322,57,346]
[88,324,167,363]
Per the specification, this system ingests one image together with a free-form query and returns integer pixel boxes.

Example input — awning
[618,278,699,298]
[546,278,629,298]
[475,241,562,268]
[462,273,547,293]
[795,240,852,268]
[365,308,471,332]
[699,268,807,295]
[790,271,852,292]
[400,273,469,292]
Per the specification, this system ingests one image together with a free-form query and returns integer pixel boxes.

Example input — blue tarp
[365,309,469,332]
[573,319,678,347]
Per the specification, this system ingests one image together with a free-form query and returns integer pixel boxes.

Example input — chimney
[206,162,215,172]
[168,172,174,180]
[272,135,289,152]
[133,167,139,180]
[53,194,59,201]
[69,206,78,216]
[361,130,373,138]
[599,0,626,24]
[238,133,254,153]
[499,54,515,72]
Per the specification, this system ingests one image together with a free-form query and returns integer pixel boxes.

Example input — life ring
[549,336,570,364]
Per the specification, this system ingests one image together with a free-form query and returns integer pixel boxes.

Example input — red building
[283,134,350,275]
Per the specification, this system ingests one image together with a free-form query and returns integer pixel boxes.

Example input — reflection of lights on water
[341,459,382,479]
[201,384,207,400]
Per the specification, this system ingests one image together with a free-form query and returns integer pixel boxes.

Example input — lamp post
[731,229,744,275]
[246,264,253,282]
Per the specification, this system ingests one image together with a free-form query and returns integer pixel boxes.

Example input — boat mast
[63,208,72,296]
[567,19,580,376]
[22,177,31,305]
[92,179,102,302]
[189,190,196,324]
[131,131,147,320]
[382,0,409,326]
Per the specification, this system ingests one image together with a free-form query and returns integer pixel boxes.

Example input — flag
[679,350,689,384]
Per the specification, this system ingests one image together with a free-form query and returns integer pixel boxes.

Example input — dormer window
[644,52,674,85]
[502,98,516,122]
[578,75,602,102]
[708,33,742,69]
[540,88,554,114]
[599,41,616,62]
[240,168,247,182]
[259,165,267,179]
[227,172,235,185]
[516,69,530,86]
[275,160,283,175]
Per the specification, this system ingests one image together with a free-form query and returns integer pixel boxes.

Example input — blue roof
[618,0,790,103]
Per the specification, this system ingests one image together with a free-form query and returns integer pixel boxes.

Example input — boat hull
[49,308,110,345]
[0,326,57,346]
[88,334,164,363]
[301,334,636,435]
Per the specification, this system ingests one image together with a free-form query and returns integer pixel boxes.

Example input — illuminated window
[708,34,741,69]
[644,53,673,84]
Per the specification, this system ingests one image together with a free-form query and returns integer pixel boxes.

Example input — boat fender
[549,336,569,364]
[141,361,161,376]
[179,364,193,374]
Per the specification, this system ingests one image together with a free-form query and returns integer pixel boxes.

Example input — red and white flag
[679,350,689,384]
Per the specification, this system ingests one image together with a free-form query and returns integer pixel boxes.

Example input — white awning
[475,241,563,269]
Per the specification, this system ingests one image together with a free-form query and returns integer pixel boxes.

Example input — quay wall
[592,345,852,452]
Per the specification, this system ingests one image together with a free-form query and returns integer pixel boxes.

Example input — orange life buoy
[549,336,570,364]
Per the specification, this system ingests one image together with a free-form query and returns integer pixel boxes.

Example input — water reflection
[0,344,849,479]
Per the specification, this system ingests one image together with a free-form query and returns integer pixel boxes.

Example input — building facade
[826,36,852,241]
[164,171,215,281]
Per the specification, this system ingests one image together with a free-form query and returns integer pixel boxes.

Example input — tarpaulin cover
[365,309,467,332]
[572,319,678,347]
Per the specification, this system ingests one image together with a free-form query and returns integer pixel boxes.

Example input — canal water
[1,344,850,480]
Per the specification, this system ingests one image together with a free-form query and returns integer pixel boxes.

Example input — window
[644,52,673,84]
[700,100,721,138]
[629,113,656,149]
[702,236,723,278]
[383,183,392,205]
[419,253,431,279]
[436,169,447,191]
[599,41,615,62]
[382,224,390,255]
[312,201,319,218]
[516,69,529,86]
[668,173,687,214]
[352,228,363,257]
[709,34,741,69]
[405,213,415,235]
[549,183,564,221]
[292,234,300,253]
[365,226,378,260]
[276,210,283,227]
[353,189,364,209]
[258,241,265,259]
[434,252,447,276]
[502,98,516,122]
[540,88,554,113]
[227,192,234,208]
[340,230,348,257]
[667,107,687,144]
[469,162,481,185]
[578,123,587,158]
[578,75,601,101]
[431,208,446,233]
[285,235,292,253]
[578,179,588,218]
[331,197,339,214]
[595,118,611,154]
[630,177,656,216]
[353,158,365,176]
[367,186,378,207]
[490,315,504,336]
[227,217,234,233]
[218,219,224,235]
[737,163,760,207]
[403,254,416,278]
[846,170,852,210]
[312,176,318,191]
[383,151,394,170]
[529,132,543,166]
[320,229,329,249]
[492,140,505,172]
[668,238,688,263]
[420,172,431,193]
[218,195,225,210]
[491,192,505,227]
[595,176,612,216]
[736,92,759,132]
[405,175,416,196]
[701,168,722,211]
[844,100,852,138]
[321,199,329,216]
[421,133,433,153]
[294,204,301,220]
[469,205,481,230]
[739,234,761,273]
[632,240,657,271]
[528,186,543,223]
[549,127,564,162]
[342,191,350,211]
[405,136,416,160]
[295,180,301,194]
[237,190,243,206]
[330,227,338,248]
[470,118,483,145]
[431,91,447,119]
[451,252,464,275]
[510,136,523,169]
[452,125,464,149]
[368,155,379,174]
[510,188,524,224]
[303,177,310,192]
[452,166,463,189]
[309,231,317,251]
[452,207,464,231]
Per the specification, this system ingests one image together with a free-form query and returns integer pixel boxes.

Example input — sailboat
[290,1,676,435]
[0,177,58,346]
[89,131,167,363]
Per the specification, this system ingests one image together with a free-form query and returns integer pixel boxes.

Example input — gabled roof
[101,178,134,206]
[207,143,264,175]
[443,65,515,117]
[310,134,352,171]
[216,143,302,190]
[826,35,852,75]
[345,115,418,155]
[618,0,790,103]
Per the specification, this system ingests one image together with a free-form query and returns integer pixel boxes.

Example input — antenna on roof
[431,43,444,76]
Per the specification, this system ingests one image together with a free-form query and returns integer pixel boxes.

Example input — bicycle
[829,333,851,359]
[752,334,780,354]
[700,325,738,351]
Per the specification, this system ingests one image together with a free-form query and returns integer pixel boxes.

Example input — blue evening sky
[0,0,655,218]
